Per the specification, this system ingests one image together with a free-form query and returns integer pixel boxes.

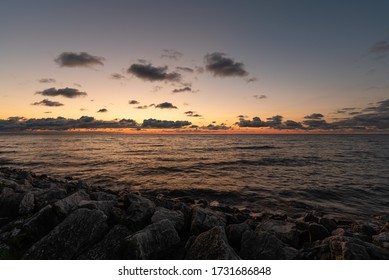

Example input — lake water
[0,133,388,220]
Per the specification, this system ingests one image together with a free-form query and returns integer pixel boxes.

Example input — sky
[1,0,389,133]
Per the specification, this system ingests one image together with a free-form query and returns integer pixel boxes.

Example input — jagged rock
[309,223,329,242]
[122,219,180,259]
[90,191,117,202]
[33,188,67,209]
[78,200,116,216]
[124,194,155,231]
[331,228,353,237]
[151,207,185,232]
[240,230,298,259]
[186,226,240,260]
[53,190,90,218]
[0,193,34,217]
[304,213,319,223]
[258,220,300,248]
[23,208,108,259]
[0,178,19,190]
[372,232,389,250]
[319,218,337,233]
[226,222,251,252]
[190,207,226,235]
[78,224,131,259]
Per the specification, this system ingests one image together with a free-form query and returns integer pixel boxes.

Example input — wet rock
[122,219,180,259]
[0,193,34,217]
[33,188,67,209]
[53,190,90,218]
[226,222,251,252]
[78,224,131,259]
[124,194,155,231]
[186,226,240,260]
[372,232,389,250]
[23,208,108,259]
[309,223,329,242]
[258,220,300,248]
[190,207,227,235]
[319,218,337,233]
[151,207,185,232]
[78,200,116,216]
[240,230,298,259]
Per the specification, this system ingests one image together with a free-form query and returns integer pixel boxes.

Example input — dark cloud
[155,102,178,109]
[141,118,191,129]
[38,78,56,83]
[97,108,108,113]
[31,99,64,107]
[176,67,194,73]
[205,124,231,130]
[129,100,140,105]
[172,87,192,93]
[283,120,303,129]
[161,49,182,60]
[237,115,303,130]
[135,105,149,109]
[236,117,267,128]
[302,119,331,129]
[55,52,104,67]
[111,73,125,80]
[266,115,283,128]
[127,63,181,82]
[204,52,249,77]
[304,113,324,119]
[253,94,267,100]
[369,40,389,54]
[184,111,202,117]
[36,87,87,98]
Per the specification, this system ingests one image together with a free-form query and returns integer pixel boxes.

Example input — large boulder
[0,192,34,217]
[190,207,227,235]
[33,188,67,209]
[53,190,90,218]
[122,219,180,259]
[151,207,185,232]
[226,222,251,252]
[124,194,155,231]
[186,226,240,260]
[258,220,300,248]
[240,230,298,260]
[78,200,116,216]
[372,232,389,250]
[23,208,108,259]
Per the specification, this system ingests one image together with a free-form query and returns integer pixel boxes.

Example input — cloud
[135,105,149,109]
[304,113,324,119]
[172,86,192,93]
[176,66,194,73]
[97,108,108,113]
[246,77,257,83]
[253,94,267,100]
[36,87,87,98]
[31,99,64,107]
[141,118,191,128]
[161,49,182,60]
[38,78,56,83]
[80,108,88,111]
[44,111,52,114]
[127,63,181,82]
[236,115,303,130]
[55,52,104,67]
[204,52,249,77]
[129,100,140,105]
[184,111,202,117]
[205,124,231,130]
[302,119,331,129]
[111,73,125,80]
[155,102,178,109]
[369,40,389,54]
[236,116,267,127]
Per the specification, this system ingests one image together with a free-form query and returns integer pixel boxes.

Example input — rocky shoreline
[0,167,388,260]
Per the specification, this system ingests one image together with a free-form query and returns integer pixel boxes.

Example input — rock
[372,232,389,250]
[151,207,185,232]
[18,192,34,215]
[319,218,337,233]
[90,191,117,202]
[226,222,251,252]
[186,226,240,260]
[258,220,300,248]
[190,207,227,235]
[0,193,34,217]
[1,187,14,195]
[0,179,19,190]
[0,242,11,259]
[124,194,155,231]
[23,208,108,259]
[53,190,90,218]
[304,213,319,223]
[78,224,131,259]
[33,188,67,209]
[331,228,353,237]
[309,223,329,242]
[78,200,116,216]
[122,219,180,259]
[240,230,298,259]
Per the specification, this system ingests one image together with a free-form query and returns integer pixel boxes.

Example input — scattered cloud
[246,77,257,83]
[176,66,194,73]
[127,63,181,82]
[172,86,192,93]
[44,111,52,114]
[161,49,182,60]
[111,73,125,80]
[36,87,87,98]
[304,113,324,119]
[97,108,108,113]
[141,118,191,129]
[80,108,88,111]
[135,105,149,109]
[369,40,389,54]
[31,99,64,107]
[184,111,202,117]
[205,124,231,130]
[38,78,56,83]
[129,100,140,105]
[155,102,178,109]
[55,52,105,67]
[253,94,267,100]
[236,117,267,128]
[204,52,249,77]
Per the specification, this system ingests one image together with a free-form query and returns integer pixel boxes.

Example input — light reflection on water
[0,133,388,219]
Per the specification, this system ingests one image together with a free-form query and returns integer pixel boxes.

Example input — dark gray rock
[124,194,155,231]
[0,193,34,217]
[122,219,180,259]
[240,230,298,259]
[372,232,389,250]
[186,226,240,260]
[331,228,354,237]
[53,190,90,218]
[304,213,319,223]
[23,208,108,259]
[226,222,251,252]
[78,224,131,259]
[33,188,67,209]
[78,200,116,216]
[190,207,226,235]
[151,207,185,232]
[90,191,117,202]
[258,220,300,248]
[319,218,337,233]
[309,223,330,242]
